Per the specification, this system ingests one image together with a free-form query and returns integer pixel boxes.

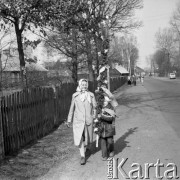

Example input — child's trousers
[100,136,114,158]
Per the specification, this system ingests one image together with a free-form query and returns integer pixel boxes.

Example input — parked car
[169,73,176,79]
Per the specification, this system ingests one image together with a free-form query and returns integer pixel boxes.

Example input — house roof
[135,66,145,73]
[114,64,129,74]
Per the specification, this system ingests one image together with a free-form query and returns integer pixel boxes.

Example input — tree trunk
[72,60,78,83]
[14,21,26,86]
[94,36,100,76]
[71,27,78,83]
[0,53,2,91]
[85,33,94,82]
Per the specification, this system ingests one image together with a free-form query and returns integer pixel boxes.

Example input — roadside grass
[0,123,76,180]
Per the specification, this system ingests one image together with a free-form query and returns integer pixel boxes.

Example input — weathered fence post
[0,100,4,160]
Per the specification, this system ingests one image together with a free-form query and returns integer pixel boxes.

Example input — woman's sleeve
[67,96,75,123]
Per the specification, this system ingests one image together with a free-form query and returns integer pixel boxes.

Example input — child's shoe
[80,157,86,165]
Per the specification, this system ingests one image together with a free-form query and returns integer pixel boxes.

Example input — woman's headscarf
[76,79,88,92]
[76,79,91,103]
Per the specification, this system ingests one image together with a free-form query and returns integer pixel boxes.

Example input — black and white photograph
[0,0,180,179]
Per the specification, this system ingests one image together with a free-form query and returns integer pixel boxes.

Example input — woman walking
[127,75,131,85]
[67,79,97,165]
[140,75,144,85]
[132,75,136,86]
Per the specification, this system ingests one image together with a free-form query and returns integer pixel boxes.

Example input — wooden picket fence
[110,77,127,92]
[1,88,55,155]
[0,77,126,157]
[0,83,77,156]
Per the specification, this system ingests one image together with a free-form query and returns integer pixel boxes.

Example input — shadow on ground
[116,90,180,114]
[115,127,138,155]
[85,140,101,162]
[85,127,138,161]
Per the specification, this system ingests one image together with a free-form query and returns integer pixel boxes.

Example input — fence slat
[0,99,4,159]
[1,99,6,155]
[7,95,12,154]
[13,93,19,151]
[17,92,22,147]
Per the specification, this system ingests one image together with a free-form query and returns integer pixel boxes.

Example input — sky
[134,0,179,69]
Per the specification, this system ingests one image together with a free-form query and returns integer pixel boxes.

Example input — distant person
[127,75,131,85]
[67,79,97,165]
[132,75,136,86]
[141,75,144,85]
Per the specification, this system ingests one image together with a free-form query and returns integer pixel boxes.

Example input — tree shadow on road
[117,91,180,114]
[85,140,101,161]
[116,93,149,107]
[114,127,138,156]
[86,127,138,161]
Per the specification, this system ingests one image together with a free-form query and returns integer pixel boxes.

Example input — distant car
[169,73,176,79]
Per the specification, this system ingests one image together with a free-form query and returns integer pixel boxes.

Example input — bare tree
[27,0,143,83]
[130,44,139,75]
[58,0,143,80]
[153,50,168,76]
[170,2,180,63]
[155,28,176,75]
[170,2,180,38]
[121,35,138,75]
[89,0,142,77]
[155,28,176,56]
[108,36,124,65]
[43,26,87,83]
[145,55,155,75]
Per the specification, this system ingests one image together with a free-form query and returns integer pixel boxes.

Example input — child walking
[98,86,117,160]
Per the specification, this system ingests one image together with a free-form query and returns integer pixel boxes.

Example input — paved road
[144,77,180,138]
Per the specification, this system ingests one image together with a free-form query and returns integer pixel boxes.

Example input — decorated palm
[94,65,109,147]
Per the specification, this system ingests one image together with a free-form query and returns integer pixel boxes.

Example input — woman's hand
[65,121,71,128]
